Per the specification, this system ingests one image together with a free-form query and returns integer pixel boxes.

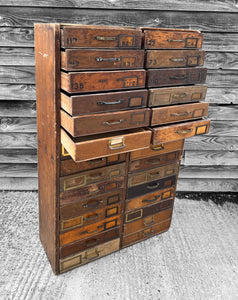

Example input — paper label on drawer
[123,76,139,87]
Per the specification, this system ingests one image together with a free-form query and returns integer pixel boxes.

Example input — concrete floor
[0,191,238,300]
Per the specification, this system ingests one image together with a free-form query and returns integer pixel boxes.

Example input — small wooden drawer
[61,49,144,71]
[127,175,177,199]
[128,163,179,188]
[60,238,120,273]
[61,108,151,137]
[152,119,211,144]
[129,150,181,173]
[125,187,175,212]
[61,90,148,116]
[60,227,120,259]
[130,139,184,160]
[124,208,173,235]
[145,50,205,68]
[60,215,121,246]
[61,128,152,162]
[61,70,146,93]
[151,102,209,126]
[122,219,171,248]
[143,28,203,49]
[148,85,207,107]
[61,25,142,49]
[146,67,207,88]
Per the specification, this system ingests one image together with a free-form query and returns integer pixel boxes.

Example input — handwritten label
[119,35,135,47]
[123,76,139,87]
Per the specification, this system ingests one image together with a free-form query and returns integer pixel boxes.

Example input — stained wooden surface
[0,4,237,192]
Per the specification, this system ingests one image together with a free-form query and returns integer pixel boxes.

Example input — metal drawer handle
[97,99,125,105]
[96,57,121,62]
[95,36,117,41]
[85,249,100,260]
[142,228,154,237]
[143,220,155,226]
[169,58,185,62]
[148,158,161,164]
[82,225,103,234]
[171,111,191,117]
[142,195,161,203]
[170,75,187,80]
[176,128,193,134]
[152,144,164,151]
[167,39,185,42]
[83,239,100,247]
[88,158,104,164]
[172,93,187,98]
[88,173,103,179]
[103,119,124,126]
[149,171,160,177]
[84,213,101,221]
[147,183,160,189]
[109,143,125,150]
[83,200,103,208]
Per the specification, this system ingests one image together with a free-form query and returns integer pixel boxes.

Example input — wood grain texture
[0,101,36,117]
[184,136,238,151]
[0,117,36,132]
[0,149,37,163]
[0,133,37,149]
[205,52,238,70]
[0,84,35,100]
[179,165,238,179]
[207,105,238,120]
[177,179,238,192]
[0,47,35,65]
[0,163,37,177]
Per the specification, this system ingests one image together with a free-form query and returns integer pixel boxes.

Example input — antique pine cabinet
[34,24,210,274]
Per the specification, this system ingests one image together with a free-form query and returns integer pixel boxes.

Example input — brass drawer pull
[88,158,104,164]
[148,158,161,165]
[109,136,125,150]
[95,36,117,41]
[149,171,160,177]
[171,111,191,117]
[82,225,103,235]
[143,220,155,226]
[152,144,164,151]
[142,195,161,203]
[169,58,185,62]
[97,99,125,105]
[84,249,100,260]
[170,75,187,80]
[167,39,185,42]
[147,183,160,189]
[83,200,103,208]
[172,93,187,98]
[84,213,101,221]
[176,128,193,134]
[96,57,121,62]
[103,119,124,126]
[142,228,154,237]
[88,173,103,179]
[84,239,100,247]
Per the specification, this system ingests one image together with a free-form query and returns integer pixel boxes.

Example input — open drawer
[61,128,152,162]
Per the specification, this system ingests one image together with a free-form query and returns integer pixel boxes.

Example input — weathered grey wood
[0,101,36,117]
[206,70,238,87]
[0,84,35,100]
[0,117,36,132]
[0,47,35,65]
[205,52,238,70]
[184,136,238,151]
[0,27,34,47]
[208,105,238,120]
[179,165,238,179]
[0,133,37,149]
[0,163,37,177]
[0,149,37,163]
[208,121,238,136]
[203,33,238,52]
[0,177,38,190]
[0,66,35,84]
[206,88,238,104]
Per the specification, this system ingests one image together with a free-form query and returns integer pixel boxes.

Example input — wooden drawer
[146,67,207,88]
[124,209,173,235]
[127,175,177,199]
[129,150,181,173]
[61,108,151,137]
[61,49,144,71]
[61,25,142,49]
[125,187,175,212]
[128,163,179,188]
[60,238,120,273]
[143,28,203,49]
[122,219,171,248]
[148,85,207,107]
[60,215,121,246]
[61,70,146,93]
[61,128,152,162]
[145,50,205,68]
[60,227,120,259]
[61,90,148,116]
[151,102,209,126]
[152,119,211,144]
[130,139,184,160]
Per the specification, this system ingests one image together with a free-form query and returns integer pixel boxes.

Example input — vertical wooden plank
[34,23,61,274]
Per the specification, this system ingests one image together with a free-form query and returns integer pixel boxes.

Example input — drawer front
[144,29,203,49]
[146,50,205,68]
[125,187,175,212]
[151,102,209,126]
[147,67,207,88]
[127,175,177,199]
[61,128,152,162]
[128,163,179,188]
[130,139,184,160]
[61,26,142,49]
[129,150,181,173]
[60,215,121,246]
[148,85,207,107]
[122,219,171,248]
[61,90,148,116]
[60,227,120,259]
[152,119,211,144]
[61,70,146,93]
[60,238,120,273]
[60,154,126,176]
[124,199,173,224]
[61,49,144,71]
[60,203,121,232]
[61,108,151,137]
[124,209,173,235]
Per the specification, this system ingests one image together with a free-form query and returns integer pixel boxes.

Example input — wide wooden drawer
[125,187,175,212]
[128,163,179,188]
[148,85,207,107]
[146,67,207,88]
[60,238,120,273]
[129,150,181,173]
[61,49,144,71]
[61,70,146,93]
[127,175,177,199]
[145,50,205,68]
[130,139,184,160]
[61,25,142,49]
[151,102,209,126]
[122,219,171,248]
[61,128,152,162]
[60,215,121,246]
[143,28,203,49]
[61,108,151,137]
[152,119,211,144]
[60,227,120,259]
[124,209,173,236]
[61,90,148,116]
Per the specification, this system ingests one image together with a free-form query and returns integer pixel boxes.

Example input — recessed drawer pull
[143,220,155,226]
[83,200,103,208]
[152,144,164,151]
[167,39,185,42]
[84,249,100,260]
[170,75,187,80]
[95,36,117,41]
[142,228,154,237]
[88,173,103,179]
[88,158,105,164]
[172,93,187,98]
[171,111,191,117]
[84,213,101,221]
[96,57,121,62]
[142,195,161,203]
[176,128,193,134]
[97,99,125,105]
[109,136,125,150]
[148,158,161,164]
[83,239,100,247]
[169,58,185,62]
[103,119,124,126]
[147,183,160,189]
[149,171,160,177]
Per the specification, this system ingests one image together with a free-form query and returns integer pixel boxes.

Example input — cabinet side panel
[34,23,61,274]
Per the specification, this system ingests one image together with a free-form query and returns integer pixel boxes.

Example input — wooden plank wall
[0,1,237,192]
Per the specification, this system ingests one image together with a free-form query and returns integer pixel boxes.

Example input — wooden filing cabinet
[35,24,210,274]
